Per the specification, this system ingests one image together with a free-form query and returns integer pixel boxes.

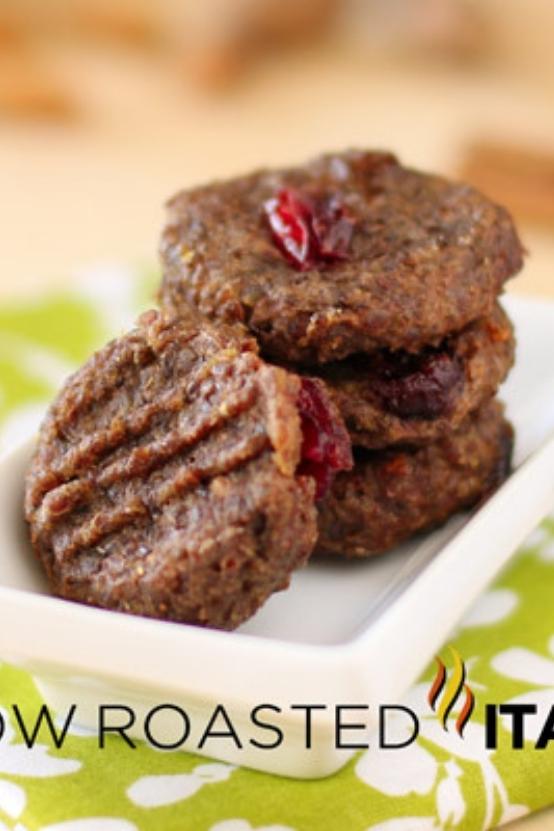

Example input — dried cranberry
[264,189,354,270]
[297,377,353,500]
[373,350,464,420]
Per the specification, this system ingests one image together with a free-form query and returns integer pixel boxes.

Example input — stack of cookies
[159,150,523,559]
[25,149,524,632]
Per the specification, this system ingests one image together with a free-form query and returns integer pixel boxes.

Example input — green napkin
[0,267,553,831]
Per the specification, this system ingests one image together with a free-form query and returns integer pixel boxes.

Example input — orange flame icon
[428,646,474,738]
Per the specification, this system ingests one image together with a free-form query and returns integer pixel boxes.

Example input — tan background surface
[1,36,553,829]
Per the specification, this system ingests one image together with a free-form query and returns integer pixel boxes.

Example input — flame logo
[428,646,474,738]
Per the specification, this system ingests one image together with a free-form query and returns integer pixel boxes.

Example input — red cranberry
[297,377,353,500]
[373,350,464,420]
[264,189,354,271]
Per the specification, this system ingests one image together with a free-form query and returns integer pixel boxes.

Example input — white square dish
[1,295,554,779]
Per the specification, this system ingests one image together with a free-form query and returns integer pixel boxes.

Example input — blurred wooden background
[0,0,553,303]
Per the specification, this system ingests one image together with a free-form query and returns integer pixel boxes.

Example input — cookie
[314,303,514,449]
[24,311,352,630]
[316,399,513,558]
[159,149,524,364]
